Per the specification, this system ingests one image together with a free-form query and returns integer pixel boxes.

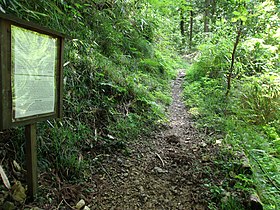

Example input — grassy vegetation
[0,0,183,183]
[183,4,280,208]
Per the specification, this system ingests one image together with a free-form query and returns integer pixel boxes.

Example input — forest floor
[54,70,222,210]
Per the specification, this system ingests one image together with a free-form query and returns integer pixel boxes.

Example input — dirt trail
[90,70,213,209]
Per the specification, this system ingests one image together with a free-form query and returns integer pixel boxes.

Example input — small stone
[192,148,198,152]
[107,134,115,139]
[215,139,222,145]
[139,186,144,193]
[154,166,168,173]
[179,72,185,78]
[75,199,86,209]
[123,173,129,177]
[84,206,90,210]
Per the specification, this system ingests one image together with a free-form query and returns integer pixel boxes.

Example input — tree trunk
[210,0,216,25]
[204,0,210,32]
[189,10,193,49]
[180,8,186,45]
[226,21,243,96]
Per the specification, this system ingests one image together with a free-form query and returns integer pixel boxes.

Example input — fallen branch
[62,196,75,210]
[56,199,64,210]
[99,162,116,186]
[155,152,165,167]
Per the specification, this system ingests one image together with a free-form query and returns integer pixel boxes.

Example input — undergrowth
[0,0,182,186]
[184,66,280,209]
[183,5,280,208]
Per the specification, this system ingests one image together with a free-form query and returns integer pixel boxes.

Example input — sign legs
[25,123,38,199]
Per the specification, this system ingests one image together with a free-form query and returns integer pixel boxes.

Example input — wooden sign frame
[0,13,64,130]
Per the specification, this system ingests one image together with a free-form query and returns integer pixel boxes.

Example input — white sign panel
[11,25,58,119]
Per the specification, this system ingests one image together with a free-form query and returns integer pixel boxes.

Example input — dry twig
[155,152,165,167]
[62,196,75,209]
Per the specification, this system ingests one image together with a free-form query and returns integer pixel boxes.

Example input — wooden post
[25,123,38,199]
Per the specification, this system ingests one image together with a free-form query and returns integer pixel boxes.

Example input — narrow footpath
[89,70,218,209]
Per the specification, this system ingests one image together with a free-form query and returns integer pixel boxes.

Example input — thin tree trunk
[180,8,186,45]
[189,10,193,49]
[211,0,216,25]
[226,21,243,96]
[204,0,210,32]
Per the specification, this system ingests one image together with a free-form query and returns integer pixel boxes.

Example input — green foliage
[223,123,280,209]
[0,0,182,181]
[39,123,92,179]
[220,196,245,210]
[183,1,280,208]
[239,38,279,75]
[233,74,280,125]
[184,78,226,131]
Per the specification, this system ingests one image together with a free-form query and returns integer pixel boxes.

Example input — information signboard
[0,14,64,129]
[12,25,57,119]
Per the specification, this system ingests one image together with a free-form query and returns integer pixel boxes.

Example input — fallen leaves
[11,181,26,203]
[0,165,11,189]
[1,180,27,210]
[12,160,21,172]
[0,164,27,209]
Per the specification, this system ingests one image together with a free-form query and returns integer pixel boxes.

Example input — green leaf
[0,4,5,13]
[231,18,238,23]
[26,10,48,18]
[233,11,240,16]
[47,2,64,15]
[240,16,247,22]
